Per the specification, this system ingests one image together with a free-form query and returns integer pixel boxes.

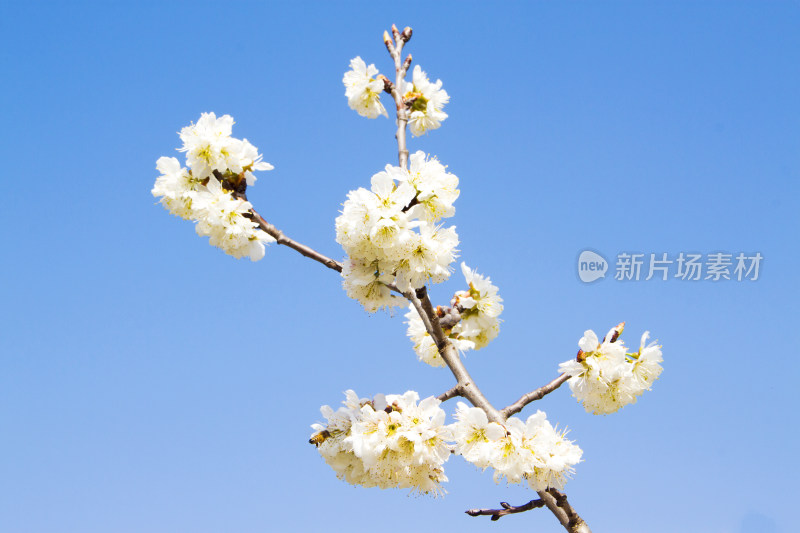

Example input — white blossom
[401,151,460,222]
[340,258,404,313]
[336,158,461,312]
[190,177,275,261]
[395,223,459,292]
[152,113,274,261]
[227,137,274,186]
[559,327,663,415]
[451,263,503,349]
[311,390,452,495]
[176,112,273,181]
[632,331,664,390]
[151,156,201,220]
[177,112,234,180]
[450,402,506,469]
[403,65,449,136]
[450,403,582,491]
[343,57,388,119]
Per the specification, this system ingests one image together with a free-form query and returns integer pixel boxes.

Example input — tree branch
[216,169,343,273]
[384,24,411,169]
[467,492,590,531]
[543,488,592,533]
[466,498,546,521]
[385,24,501,423]
[436,384,463,402]
[406,287,503,423]
[501,373,570,418]
[384,24,590,533]
[249,207,343,272]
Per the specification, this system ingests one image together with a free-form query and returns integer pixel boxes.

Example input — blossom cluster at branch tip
[405,262,503,367]
[311,392,582,495]
[451,403,582,491]
[402,65,449,136]
[310,390,451,495]
[336,151,460,312]
[151,113,275,261]
[558,325,664,415]
[343,57,388,119]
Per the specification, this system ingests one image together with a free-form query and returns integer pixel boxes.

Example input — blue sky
[1,1,798,532]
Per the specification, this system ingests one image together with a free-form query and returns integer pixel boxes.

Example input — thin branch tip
[436,384,463,403]
[383,30,394,53]
[501,373,569,417]
[466,498,546,521]
[402,54,413,73]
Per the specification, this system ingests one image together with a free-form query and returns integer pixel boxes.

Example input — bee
[309,430,331,447]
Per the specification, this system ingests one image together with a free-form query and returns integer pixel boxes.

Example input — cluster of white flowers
[342,59,448,137]
[312,393,581,495]
[151,113,275,261]
[343,57,388,119]
[310,390,452,495]
[336,151,460,312]
[451,403,581,491]
[177,112,273,184]
[451,263,503,349]
[558,327,664,415]
[404,262,503,367]
[402,65,449,136]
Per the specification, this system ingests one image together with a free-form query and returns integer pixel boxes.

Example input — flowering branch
[501,373,570,418]
[209,169,343,272]
[411,287,503,423]
[382,24,589,531]
[151,23,664,533]
[385,32,504,423]
[465,498,546,521]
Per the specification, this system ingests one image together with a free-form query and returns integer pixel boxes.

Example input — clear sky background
[1,1,798,532]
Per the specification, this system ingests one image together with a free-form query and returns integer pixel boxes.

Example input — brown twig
[436,384,463,402]
[545,488,591,533]
[466,498,546,521]
[467,491,590,531]
[212,169,343,272]
[409,287,503,423]
[248,208,342,272]
[501,373,570,418]
[402,53,413,73]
